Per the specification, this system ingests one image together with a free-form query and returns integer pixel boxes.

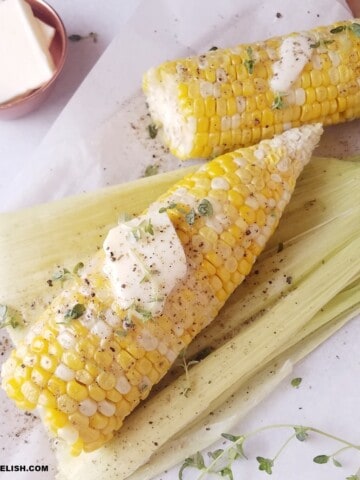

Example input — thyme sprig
[179,424,360,479]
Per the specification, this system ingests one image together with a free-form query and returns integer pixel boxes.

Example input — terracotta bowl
[0,0,68,120]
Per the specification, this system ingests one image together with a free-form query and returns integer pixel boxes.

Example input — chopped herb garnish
[129,219,155,241]
[134,306,152,321]
[68,32,98,43]
[310,39,334,48]
[198,199,213,217]
[329,23,360,37]
[159,203,187,215]
[64,303,85,321]
[209,46,218,51]
[185,208,196,225]
[272,92,284,110]
[73,262,84,275]
[143,219,154,235]
[0,305,22,329]
[143,164,159,177]
[244,46,255,74]
[291,377,302,388]
[330,25,347,34]
[148,124,158,139]
[350,23,360,37]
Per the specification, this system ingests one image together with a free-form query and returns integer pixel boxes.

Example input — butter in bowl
[0,0,67,120]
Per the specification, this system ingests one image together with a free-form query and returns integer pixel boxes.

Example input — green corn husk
[0,156,359,480]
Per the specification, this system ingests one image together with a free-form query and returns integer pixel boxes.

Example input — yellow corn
[143,19,360,159]
[1,125,322,454]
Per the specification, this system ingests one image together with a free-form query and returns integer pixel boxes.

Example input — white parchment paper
[1,1,359,480]
[1,0,357,212]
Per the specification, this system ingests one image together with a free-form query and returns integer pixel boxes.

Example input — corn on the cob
[143,19,360,159]
[1,124,322,455]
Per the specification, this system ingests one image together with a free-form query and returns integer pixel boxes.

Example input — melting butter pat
[103,206,187,318]
[0,0,56,104]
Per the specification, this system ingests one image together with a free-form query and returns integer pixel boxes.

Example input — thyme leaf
[209,46,218,51]
[143,164,159,177]
[244,46,255,74]
[291,377,302,388]
[198,198,213,217]
[256,456,274,474]
[294,426,309,442]
[330,25,347,34]
[148,124,158,139]
[313,454,329,464]
[185,208,196,225]
[64,303,85,321]
[73,262,84,275]
[272,92,284,110]
[134,305,152,321]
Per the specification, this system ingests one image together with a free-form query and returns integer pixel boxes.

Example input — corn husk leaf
[0,156,359,480]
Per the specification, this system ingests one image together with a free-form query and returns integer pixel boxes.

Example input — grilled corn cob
[143,19,360,159]
[1,124,323,455]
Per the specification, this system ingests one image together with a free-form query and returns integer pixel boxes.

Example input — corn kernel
[106,388,122,403]
[67,380,88,401]
[38,389,57,408]
[30,336,47,354]
[69,412,90,428]
[124,387,141,407]
[116,351,136,370]
[78,426,100,443]
[94,350,113,368]
[75,369,93,386]
[48,376,66,396]
[96,372,116,391]
[62,351,85,371]
[40,354,57,373]
[88,383,106,402]
[57,394,78,414]
[136,357,152,375]
[47,341,62,358]
[216,288,227,302]
[126,368,142,386]
[89,412,109,430]
[85,361,100,378]
[21,381,40,404]
[45,409,68,429]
